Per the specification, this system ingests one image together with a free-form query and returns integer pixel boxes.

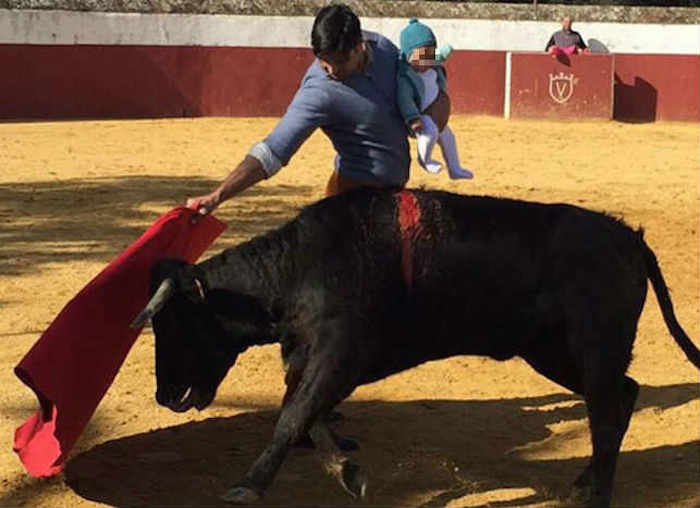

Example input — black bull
[133,189,700,508]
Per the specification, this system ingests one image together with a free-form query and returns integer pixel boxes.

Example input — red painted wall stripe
[0,45,502,119]
[613,54,700,122]
[445,51,506,117]
[0,45,313,119]
[0,45,697,121]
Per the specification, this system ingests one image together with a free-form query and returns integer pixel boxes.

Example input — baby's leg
[438,125,473,180]
[416,115,442,174]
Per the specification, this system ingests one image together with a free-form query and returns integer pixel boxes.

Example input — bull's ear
[173,264,209,303]
[151,258,189,294]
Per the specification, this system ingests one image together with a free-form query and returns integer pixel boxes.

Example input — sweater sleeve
[397,73,421,125]
[263,75,330,167]
[545,34,555,51]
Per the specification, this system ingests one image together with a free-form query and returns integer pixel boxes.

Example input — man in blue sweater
[187,4,450,213]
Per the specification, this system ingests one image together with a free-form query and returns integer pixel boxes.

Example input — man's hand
[185,155,267,220]
[410,118,424,133]
[186,191,221,216]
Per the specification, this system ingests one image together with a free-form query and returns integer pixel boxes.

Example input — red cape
[13,207,225,477]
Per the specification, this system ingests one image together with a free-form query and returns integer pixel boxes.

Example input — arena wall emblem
[548,72,577,104]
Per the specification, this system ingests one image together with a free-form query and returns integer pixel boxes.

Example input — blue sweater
[263,31,410,187]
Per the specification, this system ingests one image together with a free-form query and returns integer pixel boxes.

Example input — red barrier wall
[0,45,503,120]
[0,45,697,122]
[0,45,313,119]
[445,51,505,117]
[613,54,699,122]
[508,52,614,119]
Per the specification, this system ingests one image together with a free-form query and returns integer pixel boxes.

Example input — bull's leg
[281,358,316,449]
[521,330,638,507]
[580,347,630,508]
[283,354,358,452]
[222,336,357,504]
[328,425,360,451]
[309,420,368,498]
[521,334,589,500]
[290,420,359,451]
[572,376,638,501]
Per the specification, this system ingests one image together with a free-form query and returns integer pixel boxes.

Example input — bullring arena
[0,1,698,507]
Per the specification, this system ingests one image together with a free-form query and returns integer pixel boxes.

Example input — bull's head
[132,259,270,413]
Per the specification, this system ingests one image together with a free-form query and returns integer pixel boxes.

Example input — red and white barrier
[0,10,697,121]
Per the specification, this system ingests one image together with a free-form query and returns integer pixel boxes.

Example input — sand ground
[0,116,698,507]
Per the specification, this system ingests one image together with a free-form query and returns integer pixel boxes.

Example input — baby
[397,18,473,179]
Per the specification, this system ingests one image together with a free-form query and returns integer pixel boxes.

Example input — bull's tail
[643,241,700,369]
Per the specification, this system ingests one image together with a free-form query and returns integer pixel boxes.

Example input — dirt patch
[0,116,697,507]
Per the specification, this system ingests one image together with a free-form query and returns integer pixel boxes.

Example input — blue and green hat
[399,18,437,59]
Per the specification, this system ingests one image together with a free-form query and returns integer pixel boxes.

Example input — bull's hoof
[221,485,261,504]
[340,461,368,499]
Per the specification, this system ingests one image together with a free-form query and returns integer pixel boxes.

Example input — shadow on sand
[13,382,690,507]
[0,176,313,276]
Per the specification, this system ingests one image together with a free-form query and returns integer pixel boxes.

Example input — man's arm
[187,74,329,214]
[576,32,588,51]
[186,155,266,214]
[545,35,555,52]
[263,80,330,168]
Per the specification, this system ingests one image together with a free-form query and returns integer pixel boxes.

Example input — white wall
[1,9,698,55]
[364,17,700,54]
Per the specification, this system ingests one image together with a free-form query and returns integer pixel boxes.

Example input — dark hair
[311,4,362,59]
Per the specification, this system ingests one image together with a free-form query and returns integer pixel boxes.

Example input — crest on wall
[548,72,577,104]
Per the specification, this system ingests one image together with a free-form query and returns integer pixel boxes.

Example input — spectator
[546,17,588,56]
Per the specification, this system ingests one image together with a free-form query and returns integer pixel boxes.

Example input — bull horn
[129,278,176,329]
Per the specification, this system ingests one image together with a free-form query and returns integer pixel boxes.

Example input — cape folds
[13,207,225,477]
